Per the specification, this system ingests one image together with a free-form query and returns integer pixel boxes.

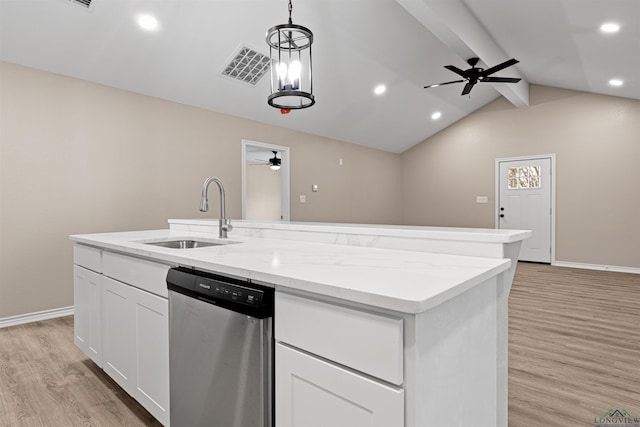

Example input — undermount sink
[141,238,237,249]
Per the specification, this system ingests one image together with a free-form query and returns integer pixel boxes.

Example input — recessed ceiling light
[138,14,158,31]
[609,79,623,87]
[374,85,386,95]
[431,111,442,120]
[600,22,620,33]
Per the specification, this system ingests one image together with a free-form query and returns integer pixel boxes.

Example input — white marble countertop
[170,219,532,243]
[70,228,511,314]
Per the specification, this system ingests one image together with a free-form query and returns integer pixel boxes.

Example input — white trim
[495,154,556,264]
[241,139,290,221]
[553,261,640,275]
[0,306,74,329]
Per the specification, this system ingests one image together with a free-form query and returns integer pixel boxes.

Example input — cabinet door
[276,343,404,427]
[133,290,169,425]
[102,276,136,396]
[74,265,103,367]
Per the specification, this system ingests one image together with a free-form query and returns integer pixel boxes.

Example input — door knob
[500,214,504,218]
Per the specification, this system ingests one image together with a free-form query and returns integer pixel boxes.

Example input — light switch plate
[299,195,306,203]
[476,196,489,204]
[312,184,318,192]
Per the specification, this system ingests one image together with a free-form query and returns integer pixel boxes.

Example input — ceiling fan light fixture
[269,151,282,170]
[266,0,315,111]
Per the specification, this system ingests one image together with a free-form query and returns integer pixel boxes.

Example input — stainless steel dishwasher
[167,267,274,427]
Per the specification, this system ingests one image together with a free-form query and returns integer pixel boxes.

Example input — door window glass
[508,165,541,189]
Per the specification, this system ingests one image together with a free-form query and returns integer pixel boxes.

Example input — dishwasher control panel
[167,267,274,318]
[195,278,263,306]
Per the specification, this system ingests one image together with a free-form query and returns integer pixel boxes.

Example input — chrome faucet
[199,176,233,239]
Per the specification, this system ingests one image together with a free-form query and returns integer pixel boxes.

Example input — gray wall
[0,61,402,319]
[402,85,640,269]
[1,62,638,320]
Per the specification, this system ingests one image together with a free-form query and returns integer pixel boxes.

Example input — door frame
[242,139,291,221]
[495,154,556,264]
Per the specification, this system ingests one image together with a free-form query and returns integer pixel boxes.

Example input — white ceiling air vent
[220,45,271,86]
[66,0,94,9]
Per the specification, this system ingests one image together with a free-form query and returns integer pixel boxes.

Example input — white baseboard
[553,261,640,275]
[0,306,74,329]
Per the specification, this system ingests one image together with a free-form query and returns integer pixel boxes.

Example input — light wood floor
[509,262,640,426]
[0,263,638,426]
[0,316,161,427]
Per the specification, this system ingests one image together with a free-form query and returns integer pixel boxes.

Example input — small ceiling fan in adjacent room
[424,57,521,96]
[268,151,281,170]
[250,151,282,171]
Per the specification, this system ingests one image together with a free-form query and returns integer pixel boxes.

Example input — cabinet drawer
[276,343,404,427]
[103,251,171,298]
[276,292,403,385]
[74,244,102,273]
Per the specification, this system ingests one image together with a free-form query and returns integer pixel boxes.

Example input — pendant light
[266,0,315,111]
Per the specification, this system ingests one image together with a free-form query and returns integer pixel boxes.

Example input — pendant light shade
[266,0,314,110]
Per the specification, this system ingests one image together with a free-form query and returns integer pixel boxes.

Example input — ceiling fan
[251,151,282,170]
[268,151,281,170]
[424,57,521,96]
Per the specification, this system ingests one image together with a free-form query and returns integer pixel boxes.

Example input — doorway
[496,155,555,263]
[242,140,290,221]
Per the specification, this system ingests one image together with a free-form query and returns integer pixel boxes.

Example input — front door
[497,156,553,263]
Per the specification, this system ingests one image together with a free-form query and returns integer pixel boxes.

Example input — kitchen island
[70,220,530,427]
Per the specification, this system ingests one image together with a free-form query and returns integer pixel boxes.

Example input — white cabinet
[102,276,170,424]
[74,245,171,426]
[73,265,103,366]
[133,283,170,423]
[102,253,171,426]
[102,276,136,393]
[275,292,404,427]
[276,344,404,427]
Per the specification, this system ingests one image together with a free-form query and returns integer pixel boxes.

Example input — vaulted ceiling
[1,0,637,153]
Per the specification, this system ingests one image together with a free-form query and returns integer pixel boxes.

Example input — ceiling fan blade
[482,77,521,83]
[461,82,475,95]
[444,65,469,78]
[481,58,519,76]
[424,80,465,89]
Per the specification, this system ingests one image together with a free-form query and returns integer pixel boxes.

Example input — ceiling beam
[397,0,529,107]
